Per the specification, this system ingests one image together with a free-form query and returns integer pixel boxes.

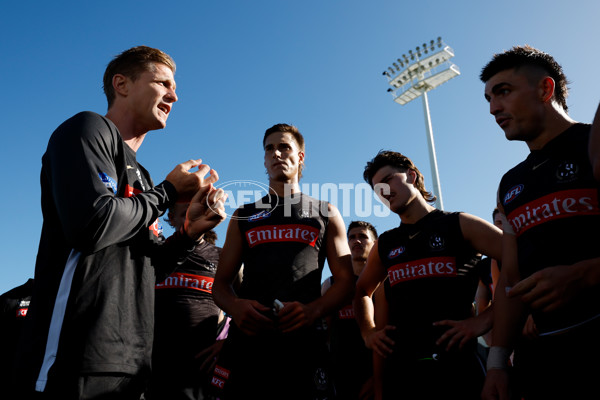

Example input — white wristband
[486,346,512,370]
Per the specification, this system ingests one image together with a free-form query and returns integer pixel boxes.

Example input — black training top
[16,112,196,392]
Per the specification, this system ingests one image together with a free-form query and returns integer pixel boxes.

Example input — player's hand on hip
[366,325,396,357]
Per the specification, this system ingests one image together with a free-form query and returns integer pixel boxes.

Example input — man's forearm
[353,294,377,342]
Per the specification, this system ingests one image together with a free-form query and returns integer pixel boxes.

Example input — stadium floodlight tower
[383,37,460,210]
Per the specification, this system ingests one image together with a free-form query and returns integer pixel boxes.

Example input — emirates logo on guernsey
[245,224,319,247]
[338,305,355,319]
[156,273,214,293]
[388,256,457,286]
[507,188,599,236]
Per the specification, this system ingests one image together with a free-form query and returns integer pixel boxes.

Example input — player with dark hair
[322,220,378,400]
[354,150,502,399]
[212,123,354,400]
[481,45,600,400]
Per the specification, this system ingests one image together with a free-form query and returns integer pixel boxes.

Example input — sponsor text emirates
[388,256,457,286]
[156,273,214,293]
[338,305,355,320]
[507,189,599,236]
[246,224,319,247]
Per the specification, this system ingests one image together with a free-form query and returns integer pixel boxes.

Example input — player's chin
[157,119,168,129]
[151,114,168,130]
[268,171,290,181]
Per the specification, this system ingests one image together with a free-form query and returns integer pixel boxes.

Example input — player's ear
[112,74,129,97]
[407,169,417,185]
[540,76,555,103]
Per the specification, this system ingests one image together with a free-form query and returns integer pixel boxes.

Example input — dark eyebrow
[491,82,509,94]
[378,173,392,184]
[484,81,509,101]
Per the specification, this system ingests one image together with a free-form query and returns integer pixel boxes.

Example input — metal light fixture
[381,37,460,210]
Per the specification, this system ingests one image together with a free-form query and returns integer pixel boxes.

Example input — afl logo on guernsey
[388,246,405,259]
[503,184,524,205]
[248,210,271,222]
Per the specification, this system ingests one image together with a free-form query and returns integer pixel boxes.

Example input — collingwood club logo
[429,234,445,251]
[556,161,579,182]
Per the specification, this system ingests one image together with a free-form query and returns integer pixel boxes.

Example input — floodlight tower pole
[421,91,444,209]
[382,37,460,211]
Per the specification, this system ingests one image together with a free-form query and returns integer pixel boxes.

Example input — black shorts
[382,350,485,400]
[211,326,333,400]
[513,316,600,400]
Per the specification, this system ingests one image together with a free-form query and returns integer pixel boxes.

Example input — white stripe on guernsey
[35,249,81,392]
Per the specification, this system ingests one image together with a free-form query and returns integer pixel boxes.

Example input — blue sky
[1,1,599,294]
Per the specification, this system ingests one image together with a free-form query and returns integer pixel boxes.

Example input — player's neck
[351,259,367,276]
[105,109,147,152]
[269,179,301,197]
[527,108,577,151]
[399,198,436,225]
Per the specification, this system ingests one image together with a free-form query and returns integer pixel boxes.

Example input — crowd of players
[1,44,599,400]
